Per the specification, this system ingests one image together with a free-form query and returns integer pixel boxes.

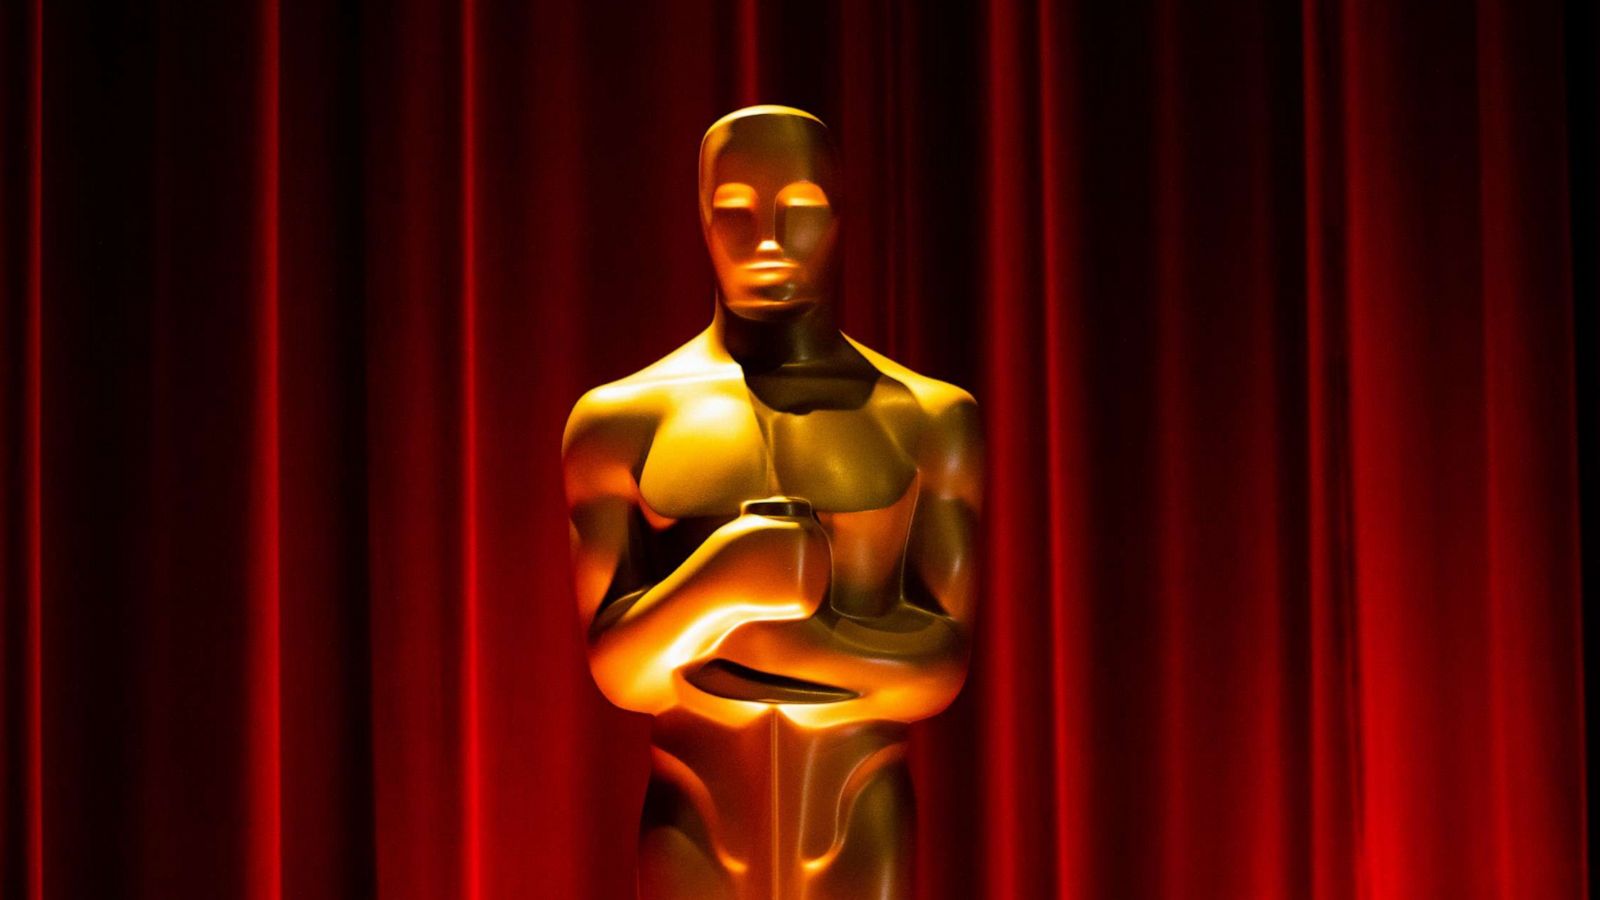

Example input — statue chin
[721,289,817,322]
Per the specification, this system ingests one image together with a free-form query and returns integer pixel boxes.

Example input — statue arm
[708,390,984,724]
[562,389,829,715]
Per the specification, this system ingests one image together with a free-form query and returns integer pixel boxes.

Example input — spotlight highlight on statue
[561,105,983,899]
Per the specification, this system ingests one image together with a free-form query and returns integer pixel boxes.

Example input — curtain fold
[1,0,1590,897]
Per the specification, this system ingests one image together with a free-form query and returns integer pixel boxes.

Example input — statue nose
[755,238,782,256]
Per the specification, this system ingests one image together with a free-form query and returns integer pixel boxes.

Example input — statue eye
[778,181,829,208]
[780,205,831,255]
[711,186,758,250]
[712,183,757,210]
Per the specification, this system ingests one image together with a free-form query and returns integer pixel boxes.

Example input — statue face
[699,108,839,321]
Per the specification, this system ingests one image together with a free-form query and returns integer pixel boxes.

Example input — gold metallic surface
[562,105,982,899]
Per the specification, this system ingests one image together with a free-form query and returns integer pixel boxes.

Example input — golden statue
[562,105,982,899]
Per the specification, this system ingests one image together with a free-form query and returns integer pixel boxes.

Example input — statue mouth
[743,259,799,273]
[740,261,802,288]
[686,658,857,705]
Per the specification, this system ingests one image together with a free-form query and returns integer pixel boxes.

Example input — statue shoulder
[563,378,656,450]
[841,334,978,418]
[841,335,981,500]
[562,331,733,497]
[561,379,657,507]
[904,377,980,503]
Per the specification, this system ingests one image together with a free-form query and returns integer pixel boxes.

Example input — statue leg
[637,776,736,900]
[806,763,914,900]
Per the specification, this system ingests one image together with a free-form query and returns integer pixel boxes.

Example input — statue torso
[627,334,930,620]
[587,329,952,898]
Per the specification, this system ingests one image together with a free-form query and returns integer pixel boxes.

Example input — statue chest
[637,386,920,520]
[638,392,920,615]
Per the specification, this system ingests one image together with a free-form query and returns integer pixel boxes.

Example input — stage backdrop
[1,0,1592,897]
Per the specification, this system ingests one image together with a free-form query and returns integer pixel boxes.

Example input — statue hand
[693,497,831,622]
[581,496,830,714]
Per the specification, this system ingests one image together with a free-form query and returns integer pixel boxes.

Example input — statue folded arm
[563,387,833,715]
[705,389,982,724]
[563,383,982,725]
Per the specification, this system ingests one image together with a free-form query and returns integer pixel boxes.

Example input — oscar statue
[562,105,982,899]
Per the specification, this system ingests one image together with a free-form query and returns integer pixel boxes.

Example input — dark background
[2,0,1594,897]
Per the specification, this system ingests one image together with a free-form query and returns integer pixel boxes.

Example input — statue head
[699,105,840,322]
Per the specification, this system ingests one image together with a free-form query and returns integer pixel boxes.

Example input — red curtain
[1,0,1591,897]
